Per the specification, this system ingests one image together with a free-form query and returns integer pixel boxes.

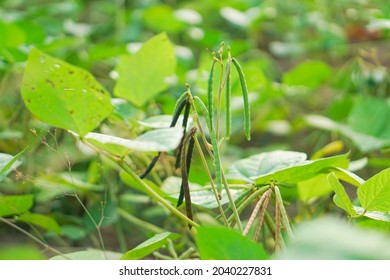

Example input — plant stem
[228,185,270,223]
[193,136,229,226]
[118,160,199,228]
[221,171,243,231]
[118,208,164,234]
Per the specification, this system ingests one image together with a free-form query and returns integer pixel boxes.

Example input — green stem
[193,136,229,226]
[221,171,243,231]
[228,185,271,223]
[118,160,199,228]
[118,208,164,234]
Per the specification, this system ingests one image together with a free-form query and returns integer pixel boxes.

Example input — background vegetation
[1,0,390,260]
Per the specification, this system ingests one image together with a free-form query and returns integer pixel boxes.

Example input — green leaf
[60,225,87,241]
[121,232,180,260]
[33,173,104,203]
[114,33,176,107]
[196,226,268,260]
[253,153,348,186]
[50,248,122,260]
[297,173,333,203]
[228,151,348,186]
[358,168,390,212]
[21,48,113,136]
[354,206,390,223]
[276,216,390,259]
[18,213,61,234]
[0,195,34,217]
[330,167,365,187]
[305,115,390,153]
[283,60,332,89]
[143,5,185,33]
[328,172,357,216]
[82,127,183,157]
[227,151,307,183]
[348,95,390,139]
[0,148,27,182]
[0,245,45,260]
[138,114,192,129]
[0,21,26,48]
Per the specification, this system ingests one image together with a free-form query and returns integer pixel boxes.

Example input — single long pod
[225,60,232,139]
[207,60,216,132]
[175,100,191,169]
[179,127,197,229]
[177,129,196,207]
[232,58,251,141]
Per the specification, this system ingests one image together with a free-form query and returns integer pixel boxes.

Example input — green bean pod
[172,91,189,120]
[175,100,191,169]
[225,60,232,140]
[179,127,197,229]
[232,58,251,141]
[207,60,216,132]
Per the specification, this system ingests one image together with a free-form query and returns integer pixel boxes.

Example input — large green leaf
[253,153,348,185]
[114,33,176,107]
[328,172,357,216]
[82,127,183,157]
[196,226,268,260]
[228,151,348,186]
[283,60,332,89]
[297,173,333,203]
[358,168,390,212]
[121,232,180,260]
[276,216,390,259]
[227,151,307,183]
[348,95,390,139]
[305,115,390,153]
[0,195,34,217]
[51,249,122,260]
[18,213,61,234]
[22,48,113,136]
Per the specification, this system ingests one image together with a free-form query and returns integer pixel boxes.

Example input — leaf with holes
[22,48,113,136]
